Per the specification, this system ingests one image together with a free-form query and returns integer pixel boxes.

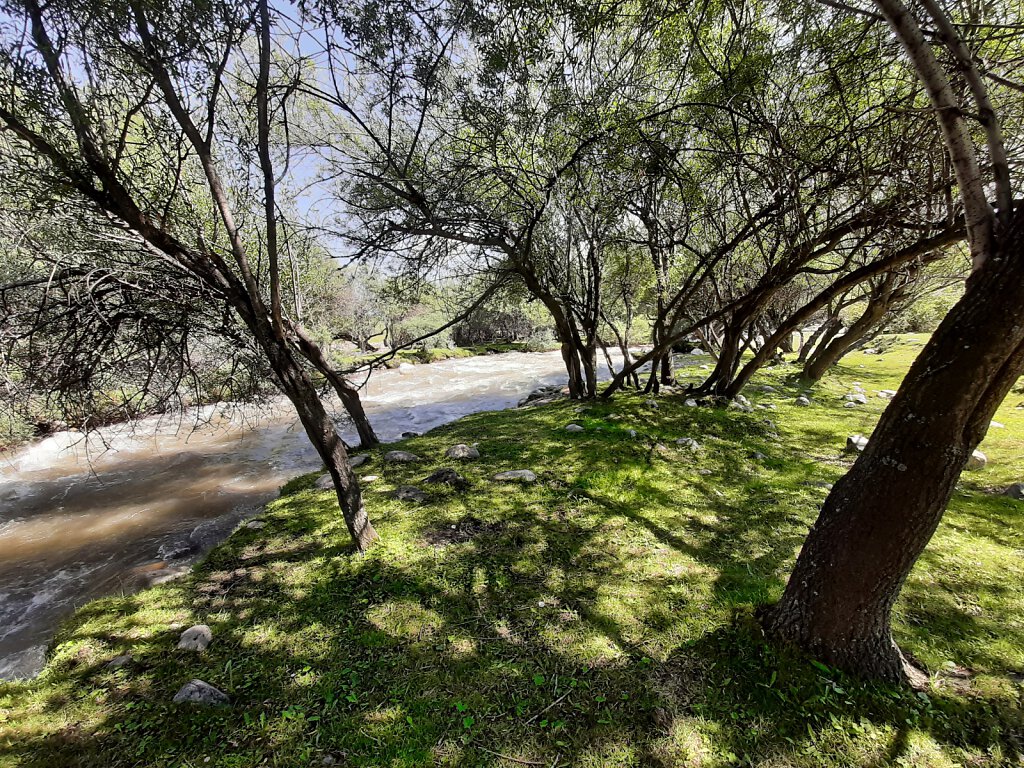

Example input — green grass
[2,334,1022,767]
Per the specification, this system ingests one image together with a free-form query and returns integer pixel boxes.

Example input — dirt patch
[423,515,505,546]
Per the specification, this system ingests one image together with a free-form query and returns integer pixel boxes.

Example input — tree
[762,0,1024,682]
[0,0,379,549]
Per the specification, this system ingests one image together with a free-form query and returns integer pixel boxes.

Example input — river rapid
[0,350,595,680]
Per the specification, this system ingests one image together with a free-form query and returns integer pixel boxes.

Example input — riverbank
[2,336,1022,767]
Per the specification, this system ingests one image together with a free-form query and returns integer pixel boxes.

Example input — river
[0,350,591,680]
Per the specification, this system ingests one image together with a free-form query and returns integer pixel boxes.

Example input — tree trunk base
[758,603,924,686]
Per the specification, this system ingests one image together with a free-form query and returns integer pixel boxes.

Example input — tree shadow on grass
[2,397,1021,767]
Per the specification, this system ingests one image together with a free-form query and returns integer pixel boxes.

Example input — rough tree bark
[762,0,1020,681]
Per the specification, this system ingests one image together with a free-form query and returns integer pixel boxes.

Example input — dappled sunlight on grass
[1,335,1022,766]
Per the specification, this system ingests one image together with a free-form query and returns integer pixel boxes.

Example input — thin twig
[525,690,572,724]
[476,746,545,765]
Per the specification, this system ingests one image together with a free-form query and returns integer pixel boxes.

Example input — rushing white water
[0,350,593,680]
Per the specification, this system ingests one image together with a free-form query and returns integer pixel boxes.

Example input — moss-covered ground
[2,335,1022,767]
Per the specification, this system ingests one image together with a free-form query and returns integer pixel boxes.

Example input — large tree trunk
[762,210,1024,681]
[802,301,888,382]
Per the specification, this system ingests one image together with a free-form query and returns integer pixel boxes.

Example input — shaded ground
[1,335,1022,767]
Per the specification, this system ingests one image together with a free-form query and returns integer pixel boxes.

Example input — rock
[878,390,897,399]
[845,434,868,453]
[385,450,420,463]
[845,393,868,404]
[699,364,710,370]
[752,452,767,461]
[676,437,701,451]
[314,474,334,490]
[105,655,133,670]
[795,396,811,406]
[1003,483,1024,500]
[698,469,712,476]
[394,485,429,502]
[684,399,698,407]
[493,470,537,483]
[852,385,866,394]
[966,450,987,471]
[734,395,751,407]
[729,401,753,413]
[628,429,638,438]
[446,444,480,460]
[244,520,265,530]
[754,385,777,393]
[362,475,380,483]
[864,348,879,355]
[423,468,468,488]
[401,431,421,438]
[991,421,1005,429]
[843,402,858,409]
[177,624,213,652]
[644,399,659,409]
[350,454,370,467]
[564,423,585,433]
[172,679,229,707]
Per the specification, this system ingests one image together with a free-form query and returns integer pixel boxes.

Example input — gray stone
[843,401,858,409]
[752,452,767,461]
[493,470,537,483]
[401,431,421,438]
[244,520,265,530]
[177,624,213,651]
[644,399,659,409]
[991,421,1006,429]
[172,679,229,707]
[314,474,334,490]
[445,444,480,460]
[350,454,370,467]
[878,390,897,399]
[795,396,811,406]
[845,393,868,404]
[684,399,698,407]
[628,429,638,438]
[385,450,421,463]
[564,424,585,433]
[754,385,777,393]
[845,434,868,453]
[966,450,987,471]
[1003,483,1024,500]
[394,485,429,502]
[734,395,751,407]
[105,655,133,670]
[362,475,380,483]
[423,468,468,488]
[676,437,701,451]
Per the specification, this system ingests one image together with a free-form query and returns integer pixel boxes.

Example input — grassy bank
[2,335,1022,767]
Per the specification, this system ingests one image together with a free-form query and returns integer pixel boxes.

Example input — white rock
[628,430,637,438]
[362,475,380,483]
[173,679,229,706]
[843,402,858,409]
[845,393,868,404]
[446,444,480,460]
[734,395,751,407]
[845,434,868,453]
[645,399,659,409]
[795,396,811,406]
[177,624,213,652]
[966,450,987,471]
[493,470,537,483]
[684,399,698,407]
[878,390,897,399]
[385,450,421,463]
[990,421,1005,429]
[564,424,584,433]
[676,437,701,451]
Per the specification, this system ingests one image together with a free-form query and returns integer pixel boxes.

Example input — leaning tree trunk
[802,300,889,382]
[762,210,1024,682]
[258,325,379,551]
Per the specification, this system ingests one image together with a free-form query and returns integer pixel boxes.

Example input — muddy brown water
[0,350,640,679]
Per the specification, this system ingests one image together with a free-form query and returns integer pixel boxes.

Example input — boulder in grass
[1003,483,1024,500]
[315,474,334,490]
[493,470,537,484]
[423,468,468,489]
[684,399,698,407]
[845,434,868,453]
[445,444,480,460]
[394,485,429,503]
[676,437,701,452]
[564,424,585,433]
[966,450,987,471]
[385,450,421,463]
[795,396,811,407]
[172,679,229,707]
[845,393,868,404]
[349,454,370,468]
[878,390,897,399]
[177,624,213,652]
